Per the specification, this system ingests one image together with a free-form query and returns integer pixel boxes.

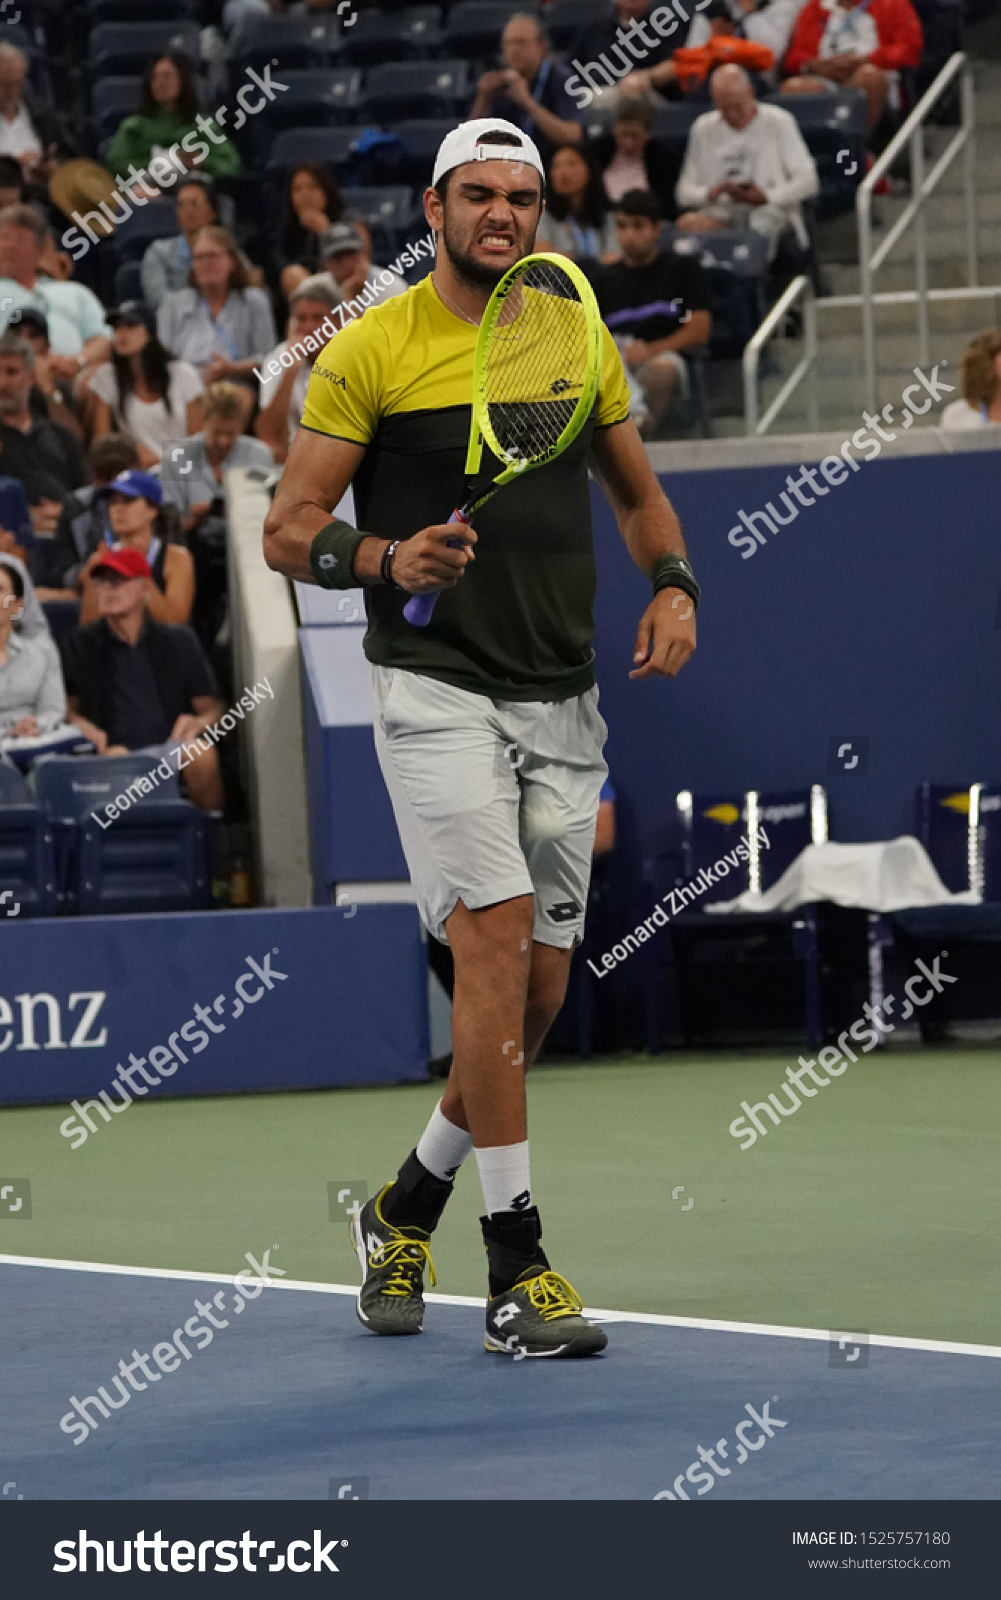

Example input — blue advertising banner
[0,904,429,1112]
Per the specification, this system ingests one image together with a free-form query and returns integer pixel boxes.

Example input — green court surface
[3,1049,999,1347]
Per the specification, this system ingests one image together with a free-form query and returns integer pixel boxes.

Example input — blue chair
[0,476,33,552]
[230,15,337,76]
[547,0,614,51]
[111,200,178,264]
[89,76,143,147]
[645,786,828,1050]
[0,761,58,919]
[88,22,202,78]
[341,185,414,253]
[264,125,364,179]
[443,1,538,62]
[86,0,198,22]
[334,6,443,68]
[387,117,456,188]
[244,69,363,163]
[360,60,470,122]
[32,755,211,916]
[669,229,767,360]
[764,91,867,218]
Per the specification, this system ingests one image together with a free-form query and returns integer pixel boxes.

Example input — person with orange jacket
[672,0,776,96]
[781,0,923,128]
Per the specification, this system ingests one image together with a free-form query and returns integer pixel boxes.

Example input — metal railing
[744,52,981,434]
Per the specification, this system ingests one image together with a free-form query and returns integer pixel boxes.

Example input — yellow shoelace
[370,1233,437,1295]
[518,1271,584,1322]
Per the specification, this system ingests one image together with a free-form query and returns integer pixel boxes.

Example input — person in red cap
[77,469,195,628]
[62,544,223,812]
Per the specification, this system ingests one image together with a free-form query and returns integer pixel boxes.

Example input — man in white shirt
[682,0,807,69]
[254,274,343,465]
[0,203,110,374]
[317,223,408,318]
[0,43,76,181]
[675,64,819,258]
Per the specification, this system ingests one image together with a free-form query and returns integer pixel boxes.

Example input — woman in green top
[104,53,241,187]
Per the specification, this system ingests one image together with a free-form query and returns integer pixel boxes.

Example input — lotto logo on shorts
[546,901,581,923]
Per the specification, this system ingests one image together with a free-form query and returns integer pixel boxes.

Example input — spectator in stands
[105,54,241,188]
[671,0,776,95]
[255,275,342,464]
[675,64,819,259]
[317,223,407,318]
[141,176,236,311]
[568,0,681,107]
[0,154,23,210]
[14,307,82,439]
[940,329,1001,430]
[0,42,77,185]
[592,98,681,222]
[592,189,712,437]
[0,203,111,370]
[78,471,194,627]
[0,331,89,544]
[157,227,276,383]
[781,0,923,129]
[39,434,141,600]
[536,144,617,261]
[471,14,584,158]
[593,776,617,857]
[85,301,204,470]
[0,548,46,633]
[161,380,271,649]
[276,164,345,299]
[0,554,66,741]
[0,473,32,561]
[63,547,224,810]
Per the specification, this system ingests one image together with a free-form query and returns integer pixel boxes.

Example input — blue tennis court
[4,1258,998,1502]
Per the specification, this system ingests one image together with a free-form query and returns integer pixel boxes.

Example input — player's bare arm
[589,418,698,681]
[262,427,475,592]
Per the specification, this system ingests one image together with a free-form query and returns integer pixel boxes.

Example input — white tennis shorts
[371,666,608,948]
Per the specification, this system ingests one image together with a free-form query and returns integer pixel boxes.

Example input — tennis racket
[403,252,604,627]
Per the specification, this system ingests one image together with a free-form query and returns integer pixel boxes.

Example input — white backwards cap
[432,117,545,189]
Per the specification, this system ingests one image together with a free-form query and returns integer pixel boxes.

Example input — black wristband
[651,552,700,612]
[381,539,402,588]
[309,520,368,590]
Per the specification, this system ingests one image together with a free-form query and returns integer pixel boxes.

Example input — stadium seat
[264,126,364,179]
[359,60,470,122]
[111,200,178,264]
[916,782,1001,899]
[86,0,198,24]
[88,22,202,78]
[341,185,414,252]
[644,787,828,1049]
[113,260,144,305]
[334,6,443,68]
[386,117,456,187]
[244,69,363,163]
[0,761,58,920]
[764,91,867,217]
[33,756,211,917]
[669,229,768,360]
[443,1,539,63]
[546,0,614,52]
[230,15,337,77]
[90,77,143,148]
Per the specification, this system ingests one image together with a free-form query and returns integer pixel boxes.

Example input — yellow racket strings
[482,261,592,465]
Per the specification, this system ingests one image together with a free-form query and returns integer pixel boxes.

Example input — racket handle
[402,508,468,627]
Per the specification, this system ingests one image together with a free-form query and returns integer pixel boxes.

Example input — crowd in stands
[0,0,995,852]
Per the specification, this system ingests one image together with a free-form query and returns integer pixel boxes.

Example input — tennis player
[264,118,698,1359]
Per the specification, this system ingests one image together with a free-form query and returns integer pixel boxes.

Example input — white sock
[474,1141,532,1216]
[415,1101,474,1182]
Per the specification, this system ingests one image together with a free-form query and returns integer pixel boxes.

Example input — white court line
[4,1251,1000,1361]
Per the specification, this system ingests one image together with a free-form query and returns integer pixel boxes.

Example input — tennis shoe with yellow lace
[350,1184,437,1335]
[484,1270,607,1359]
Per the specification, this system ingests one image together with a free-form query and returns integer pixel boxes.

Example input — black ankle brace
[480,1207,550,1297]
[380,1149,454,1232]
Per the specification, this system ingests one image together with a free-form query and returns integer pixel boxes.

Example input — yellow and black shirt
[300,272,632,702]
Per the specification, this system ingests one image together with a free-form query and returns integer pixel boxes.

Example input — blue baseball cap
[99,470,163,506]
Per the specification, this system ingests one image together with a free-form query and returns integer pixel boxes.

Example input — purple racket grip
[402,508,468,627]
